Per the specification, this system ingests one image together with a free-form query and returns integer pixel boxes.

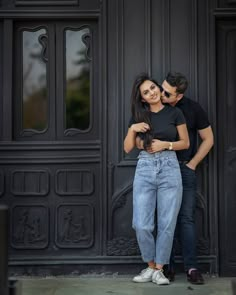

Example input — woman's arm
[146,123,190,153]
[171,123,190,150]
[124,122,150,153]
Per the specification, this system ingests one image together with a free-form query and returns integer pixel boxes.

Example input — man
[161,72,214,284]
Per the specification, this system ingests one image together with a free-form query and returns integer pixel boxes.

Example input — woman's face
[139,80,162,105]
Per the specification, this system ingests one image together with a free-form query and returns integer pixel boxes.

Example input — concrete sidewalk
[13,274,234,295]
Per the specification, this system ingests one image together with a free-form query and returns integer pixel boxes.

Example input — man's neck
[172,96,184,106]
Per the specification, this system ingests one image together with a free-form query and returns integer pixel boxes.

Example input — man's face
[161,80,183,106]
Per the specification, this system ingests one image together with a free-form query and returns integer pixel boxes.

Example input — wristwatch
[168,142,173,150]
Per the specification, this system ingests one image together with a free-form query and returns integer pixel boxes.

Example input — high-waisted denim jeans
[132,150,183,265]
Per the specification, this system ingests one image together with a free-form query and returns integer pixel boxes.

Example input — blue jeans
[132,150,183,265]
[170,163,197,271]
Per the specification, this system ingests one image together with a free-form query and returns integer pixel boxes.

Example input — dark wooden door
[217,19,236,276]
[1,19,104,267]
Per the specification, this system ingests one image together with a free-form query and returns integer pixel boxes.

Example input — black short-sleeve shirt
[175,96,210,161]
[128,105,186,142]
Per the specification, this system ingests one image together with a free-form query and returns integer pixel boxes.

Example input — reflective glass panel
[23,29,47,131]
[65,28,91,130]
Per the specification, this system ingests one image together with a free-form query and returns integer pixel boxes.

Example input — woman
[124,73,189,285]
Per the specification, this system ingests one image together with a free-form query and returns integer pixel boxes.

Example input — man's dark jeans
[170,162,197,271]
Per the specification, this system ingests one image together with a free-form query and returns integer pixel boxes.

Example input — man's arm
[187,126,214,170]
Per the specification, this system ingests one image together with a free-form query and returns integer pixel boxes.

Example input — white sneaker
[152,269,170,285]
[133,267,155,283]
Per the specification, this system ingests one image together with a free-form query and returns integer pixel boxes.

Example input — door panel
[217,20,236,276]
[14,21,99,141]
[14,22,55,140]
[0,22,2,139]
[56,22,99,140]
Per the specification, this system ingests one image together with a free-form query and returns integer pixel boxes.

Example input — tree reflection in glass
[23,29,48,131]
[65,28,91,130]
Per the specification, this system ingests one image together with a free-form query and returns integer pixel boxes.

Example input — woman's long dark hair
[131,73,162,150]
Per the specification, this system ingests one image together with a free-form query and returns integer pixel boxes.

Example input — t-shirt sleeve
[175,108,186,125]
[128,116,136,128]
[195,103,210,130]
[127,116,144,139]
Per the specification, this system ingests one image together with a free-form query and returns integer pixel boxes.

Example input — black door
[3,19,104,265]
[217,19,236,276]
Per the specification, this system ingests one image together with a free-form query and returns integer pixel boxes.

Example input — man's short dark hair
[165,72,188,94]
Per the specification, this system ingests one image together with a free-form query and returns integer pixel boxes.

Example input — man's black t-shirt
[175,96,210,161]
[128,105,186,142]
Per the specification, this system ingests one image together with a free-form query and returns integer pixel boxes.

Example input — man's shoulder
[182,96,199,105]
[179,96,203,110]
[179,96,210,128]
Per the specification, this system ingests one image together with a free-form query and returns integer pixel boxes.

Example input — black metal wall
[0,0,235,276]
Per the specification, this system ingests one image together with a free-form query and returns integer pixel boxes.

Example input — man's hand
[187,126,214,170]
[185,162,196,170]
[146,139,167,153]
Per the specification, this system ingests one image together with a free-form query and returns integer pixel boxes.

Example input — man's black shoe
[163,266,175,282]
[187,269,204,284]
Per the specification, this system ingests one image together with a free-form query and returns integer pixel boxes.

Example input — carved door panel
[217,20,236,276]
[6,20,102,263]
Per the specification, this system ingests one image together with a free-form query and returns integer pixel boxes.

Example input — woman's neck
[150,103,165,113]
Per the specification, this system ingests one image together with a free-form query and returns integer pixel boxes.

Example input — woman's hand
[146,139,167,153]
[124,122,150,153]
[131,122,150,133]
